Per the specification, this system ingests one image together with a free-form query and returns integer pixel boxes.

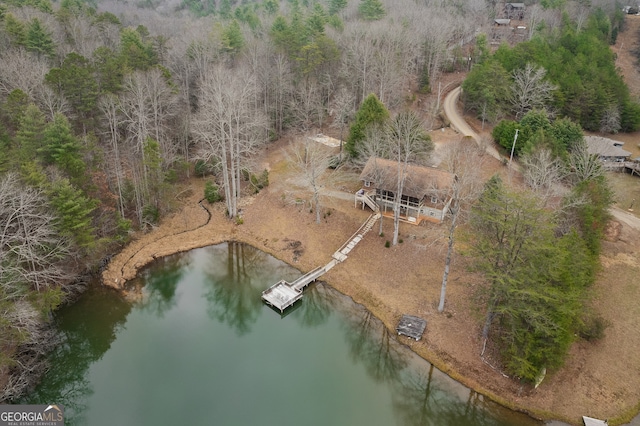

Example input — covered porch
[355,188,447,225]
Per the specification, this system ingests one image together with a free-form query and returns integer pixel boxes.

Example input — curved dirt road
[443,86,640,230]
[611,207,640,231]
[443,87,480,142]
[443,86,503,163]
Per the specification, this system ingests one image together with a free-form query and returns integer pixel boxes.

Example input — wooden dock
[261,280,302,312]
[261,213,380,313]
[396,315,427,341]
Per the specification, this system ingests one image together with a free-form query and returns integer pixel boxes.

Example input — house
[584,136,632,163]
[355,157,455,224]
[504,2,525,19]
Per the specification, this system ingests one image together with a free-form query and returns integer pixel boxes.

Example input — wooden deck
[604,161,640,175]
[262,280,302,312]
[261,213,380,313]
[396,315,427,341]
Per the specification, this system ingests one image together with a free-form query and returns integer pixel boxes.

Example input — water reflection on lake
[25,243,541,426]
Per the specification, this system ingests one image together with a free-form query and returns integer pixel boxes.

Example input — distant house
[504,2,525,19]
[584,136,632,163]
[355,157,455,224]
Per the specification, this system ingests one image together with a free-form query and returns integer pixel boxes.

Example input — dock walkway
[262,213,380,312]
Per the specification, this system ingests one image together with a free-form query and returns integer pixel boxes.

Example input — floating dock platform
[261,213,380,313]
[261,280,303,312]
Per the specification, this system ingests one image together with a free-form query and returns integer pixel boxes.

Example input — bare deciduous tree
[568,139,604,183]
[521,147,567,204]
[0,48,49,99]
[0,174,71,295]
[509,63,557,118]
[438,138,486,312]
[193,65,268,218]
[288,137,335,224]
[386,111,433,246]
[290,81,324,132]
[330,85,355,158]
[98,94,126,218]
[118,68,179,223]
[339,24,377,105]
[599,105,621,134]
[36,85,70,120]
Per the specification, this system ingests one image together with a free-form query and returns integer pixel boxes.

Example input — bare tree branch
[509,63,557,118]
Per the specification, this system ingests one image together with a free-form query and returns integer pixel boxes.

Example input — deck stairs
[355,190,379,212]
[333,213,379,262]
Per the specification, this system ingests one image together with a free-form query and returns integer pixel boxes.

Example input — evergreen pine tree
[328,0,347,16]
[3,89,29,131]
[306,3,327,36]
[219,0,232,19]
[26,18,55,57]
[345,93,389,157]
[358,0,385,21]
[41,114,85,179]
[222,19,245,53]
[45,53,99,125]
[4,13,26,46]
[16,104,46,164]
[49,178,96,248]
[263,0,279,15]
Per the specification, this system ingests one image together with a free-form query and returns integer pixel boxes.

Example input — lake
[24,242,541,426]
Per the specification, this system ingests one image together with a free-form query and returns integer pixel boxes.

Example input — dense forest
[0,0,628,399]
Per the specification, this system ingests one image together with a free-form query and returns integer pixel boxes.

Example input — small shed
[396,315,427,341]
[307,134,341,148]
[582,416,608,426]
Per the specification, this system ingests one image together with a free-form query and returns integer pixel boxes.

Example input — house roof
[359,157,455,199]
[494,19,511,25]
[506,2,525,8]
[585,136,632,158]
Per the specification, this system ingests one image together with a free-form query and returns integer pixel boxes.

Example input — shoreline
[101,174,640,426]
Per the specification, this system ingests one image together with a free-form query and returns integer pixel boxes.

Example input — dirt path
[443,86,523,173]
[444,87,481,143]
[611,207,640,231]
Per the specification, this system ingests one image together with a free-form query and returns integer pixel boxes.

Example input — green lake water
[25,242,542,426]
